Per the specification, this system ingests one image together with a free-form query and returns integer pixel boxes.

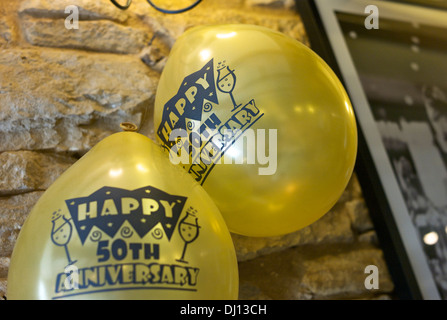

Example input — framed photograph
[296,0,447,299]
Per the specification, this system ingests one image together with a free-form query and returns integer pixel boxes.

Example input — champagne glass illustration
[217,63,241,111]
[51,214,77,266]
[176,212,200,264]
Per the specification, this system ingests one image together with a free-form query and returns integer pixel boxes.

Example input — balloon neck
[120,122,138,132]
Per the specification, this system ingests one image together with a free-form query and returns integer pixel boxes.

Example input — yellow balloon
[153,24,357,237]
[7,130,238,300]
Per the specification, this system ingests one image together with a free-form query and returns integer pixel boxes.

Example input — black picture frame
[296,0,447,300]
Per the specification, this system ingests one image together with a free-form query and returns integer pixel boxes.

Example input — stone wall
[0,0,395,300]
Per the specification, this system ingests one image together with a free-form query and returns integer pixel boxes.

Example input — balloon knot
[120,122,139,132]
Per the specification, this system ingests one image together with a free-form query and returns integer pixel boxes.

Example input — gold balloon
[153,24,357,237]
[7,131,238,300]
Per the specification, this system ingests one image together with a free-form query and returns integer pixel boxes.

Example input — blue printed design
[65,186,187,244]
[51,211,77,267]
[157,58,219,148]
[53,262,200,297]
[156,58,264,185]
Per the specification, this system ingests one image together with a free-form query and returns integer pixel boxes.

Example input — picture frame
[296,0,447,299]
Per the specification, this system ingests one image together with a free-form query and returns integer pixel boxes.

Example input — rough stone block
[0,192,44,257]
[19,0,129,23]
[0,257,9,278]
[0,151,76,195]
[0,48,157,153]
[0,17,13,47]
[20,16,151,54]
[238,243,395,300]
[346,198,375,234]
[0,279,6,300]
[233,203,355,262]
[245,0,296,10]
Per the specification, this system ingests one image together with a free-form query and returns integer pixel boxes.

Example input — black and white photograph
[338,10,447,299]
[303,0,447,299]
